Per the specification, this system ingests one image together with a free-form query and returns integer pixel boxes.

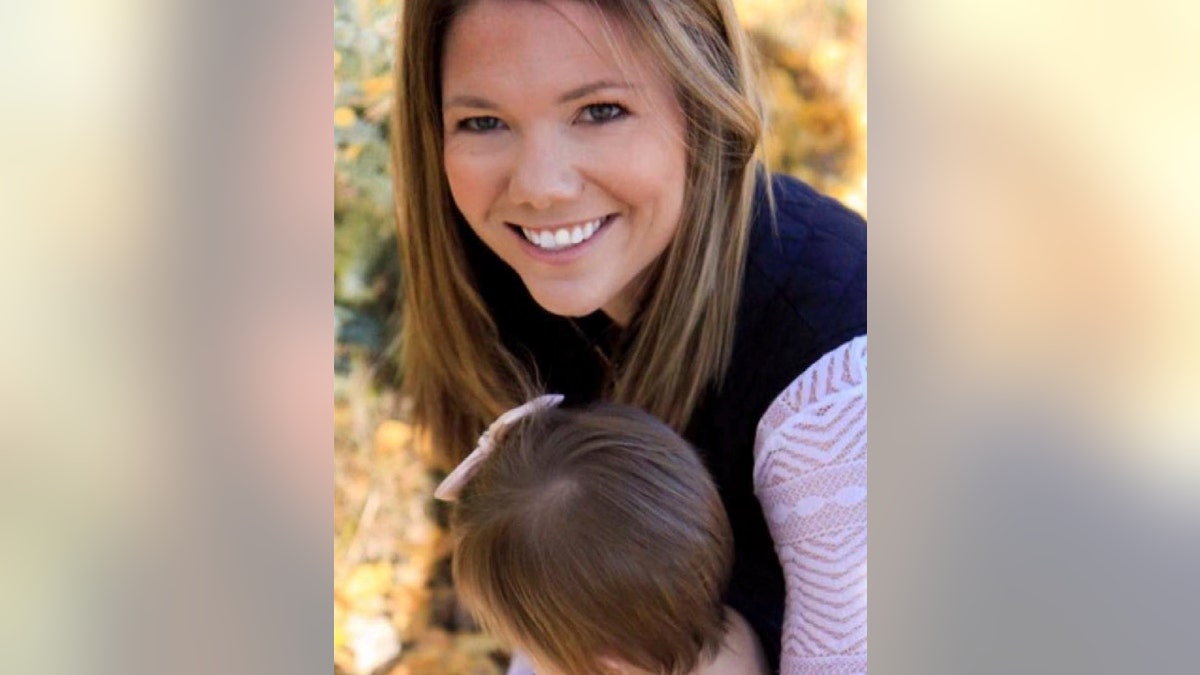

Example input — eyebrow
[558,80,632,103]
[443,80,634,110]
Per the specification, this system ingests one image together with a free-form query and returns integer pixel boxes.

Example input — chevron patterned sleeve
[753,335,867,675]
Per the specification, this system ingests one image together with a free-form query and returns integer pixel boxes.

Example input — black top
[466,173,868,671]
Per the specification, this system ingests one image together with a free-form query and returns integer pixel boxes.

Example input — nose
[506,131,583,210]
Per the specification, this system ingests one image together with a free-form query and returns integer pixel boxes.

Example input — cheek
[442,154,474,211]
[627,153,686,240]
[618,128,687,219]
[443,149,496,221]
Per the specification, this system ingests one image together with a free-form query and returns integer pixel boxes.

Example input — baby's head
[449,403,733,675]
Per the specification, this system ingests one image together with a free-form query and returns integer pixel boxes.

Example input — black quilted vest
[467,173,868,671]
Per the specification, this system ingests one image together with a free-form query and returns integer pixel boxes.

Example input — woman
[392,0,867,672]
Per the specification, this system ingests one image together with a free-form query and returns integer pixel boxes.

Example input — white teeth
[519,216,608,251]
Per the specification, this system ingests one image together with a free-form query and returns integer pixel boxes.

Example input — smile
[513,215,613,251]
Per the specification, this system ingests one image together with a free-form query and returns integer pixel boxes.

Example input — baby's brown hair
[450,403,733,675]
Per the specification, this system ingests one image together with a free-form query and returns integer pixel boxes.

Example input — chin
[526,287,605,319]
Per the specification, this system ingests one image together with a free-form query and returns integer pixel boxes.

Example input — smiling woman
[439,0,687,324]
[392,0,867,673]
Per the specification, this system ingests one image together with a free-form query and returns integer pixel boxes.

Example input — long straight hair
[392,0,765,463]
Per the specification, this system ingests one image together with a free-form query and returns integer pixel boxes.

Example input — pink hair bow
[433,394,564,501]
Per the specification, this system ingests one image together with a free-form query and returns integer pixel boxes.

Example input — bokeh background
[333,1,865,673]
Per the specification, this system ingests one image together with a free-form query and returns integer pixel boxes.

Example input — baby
[436,395,768,675]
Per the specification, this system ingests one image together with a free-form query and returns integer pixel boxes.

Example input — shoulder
[757,171,867,245]
[742,172,867,347]
[719,174,866,425]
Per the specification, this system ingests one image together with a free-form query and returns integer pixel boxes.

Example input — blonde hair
[451,403,733,675]
[392,0,765,463]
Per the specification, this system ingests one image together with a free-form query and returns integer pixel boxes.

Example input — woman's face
[441,0,688,325]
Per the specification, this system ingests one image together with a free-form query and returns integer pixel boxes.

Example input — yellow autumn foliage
[362,75,392,102]
[334,106,357,128]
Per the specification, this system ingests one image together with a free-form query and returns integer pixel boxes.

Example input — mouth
[507,214,616,252]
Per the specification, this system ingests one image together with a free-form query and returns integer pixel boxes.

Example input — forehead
[441,0,661,97]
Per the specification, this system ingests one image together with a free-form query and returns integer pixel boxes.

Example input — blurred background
[333,1,866,673]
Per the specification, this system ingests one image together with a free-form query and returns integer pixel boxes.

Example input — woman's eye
[578,102,628,124]
[457,116,505,133]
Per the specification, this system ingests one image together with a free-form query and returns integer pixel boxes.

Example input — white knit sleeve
[754,336,867,675]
